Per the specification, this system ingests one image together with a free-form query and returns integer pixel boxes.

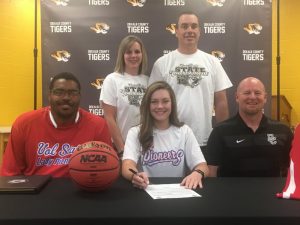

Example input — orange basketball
[69,141,120,192]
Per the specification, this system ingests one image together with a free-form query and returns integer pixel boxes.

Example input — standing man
[149,11,232,154]
[206,77,293,177]
[1,72,112,177]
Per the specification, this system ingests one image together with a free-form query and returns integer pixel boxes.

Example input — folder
[0,175,51,193]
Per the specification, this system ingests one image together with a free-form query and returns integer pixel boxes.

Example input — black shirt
[206,114,293,177]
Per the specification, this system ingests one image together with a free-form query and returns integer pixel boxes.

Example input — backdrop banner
[41,0,272,118]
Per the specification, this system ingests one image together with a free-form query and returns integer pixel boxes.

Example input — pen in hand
[129,168,149,185]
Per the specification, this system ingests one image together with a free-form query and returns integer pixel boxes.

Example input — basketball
[69,141,120,192]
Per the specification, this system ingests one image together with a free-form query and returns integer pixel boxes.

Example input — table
[0,177,299,225]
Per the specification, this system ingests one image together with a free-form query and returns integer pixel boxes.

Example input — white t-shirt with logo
[100,72,148,141]
[123,124,206,177]
[149,49,232,146]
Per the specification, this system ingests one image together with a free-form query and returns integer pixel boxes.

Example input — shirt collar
[236,113,268,130]
[49,110,80,128]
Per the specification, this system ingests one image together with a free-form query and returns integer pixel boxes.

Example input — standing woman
[122,81,208,189]
[100,35,148,158]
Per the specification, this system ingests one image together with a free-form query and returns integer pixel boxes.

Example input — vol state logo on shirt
[35,142,77,166]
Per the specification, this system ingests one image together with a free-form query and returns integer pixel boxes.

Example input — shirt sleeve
[123,126,141,163]
[206,126,223,166]
[184,125,206,171]
[100,74,117,107]
[212,57,233,92]
[149,59,164,85]
[94,117,113,148]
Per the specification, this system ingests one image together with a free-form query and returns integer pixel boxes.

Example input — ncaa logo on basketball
[80,154,107,163]
[69,141,120,192]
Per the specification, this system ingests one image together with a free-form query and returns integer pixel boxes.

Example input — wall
[0,0,299,127]
[272,0,300,127]
[0,0,42,126]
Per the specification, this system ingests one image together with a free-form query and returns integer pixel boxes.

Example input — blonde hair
[114,35,148,75]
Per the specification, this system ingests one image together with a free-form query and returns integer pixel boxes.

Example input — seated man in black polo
[206,77,293,177]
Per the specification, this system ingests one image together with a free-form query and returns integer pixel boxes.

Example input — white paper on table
[145,183,201,199]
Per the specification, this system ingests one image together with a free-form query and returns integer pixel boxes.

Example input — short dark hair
[49,72,81,91]
[177,11,200,26]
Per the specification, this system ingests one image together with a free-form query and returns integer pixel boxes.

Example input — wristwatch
[193,169,205,178]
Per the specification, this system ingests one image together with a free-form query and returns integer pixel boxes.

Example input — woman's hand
[181,170,203,189]
[131,172,149,189]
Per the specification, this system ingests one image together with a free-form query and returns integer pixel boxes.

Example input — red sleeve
[95,118,113,148]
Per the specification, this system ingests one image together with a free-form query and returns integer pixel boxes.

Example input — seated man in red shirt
[1,72,112,177]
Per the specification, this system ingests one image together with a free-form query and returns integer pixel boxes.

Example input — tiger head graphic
[207,0,225,7]
[90,23,110,34]
[127,0,146,7]
[243,23,263,35]
[51,0,69,6]
[211,50,225,62]
[90,78,105,90]
[166,23,176,35]
[51,50,71,62]
[186,75,201,88]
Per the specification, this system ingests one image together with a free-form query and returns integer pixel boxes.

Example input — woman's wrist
[192,168,205,178]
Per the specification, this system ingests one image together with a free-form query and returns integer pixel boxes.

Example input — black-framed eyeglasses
[51,89,80,97]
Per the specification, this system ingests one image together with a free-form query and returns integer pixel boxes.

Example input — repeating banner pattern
[41,0,272,117]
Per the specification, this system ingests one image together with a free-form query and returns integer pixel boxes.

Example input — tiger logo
[90,78,105,90]
[166,23,176,35]
[127,0,146,7]
[207,0,225,7]
[243,23,263,35]
[186,75,201,88]
[90,23,110,34]
[211,50,225,62]
[51,50,71,62]
[51,0,69,6]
